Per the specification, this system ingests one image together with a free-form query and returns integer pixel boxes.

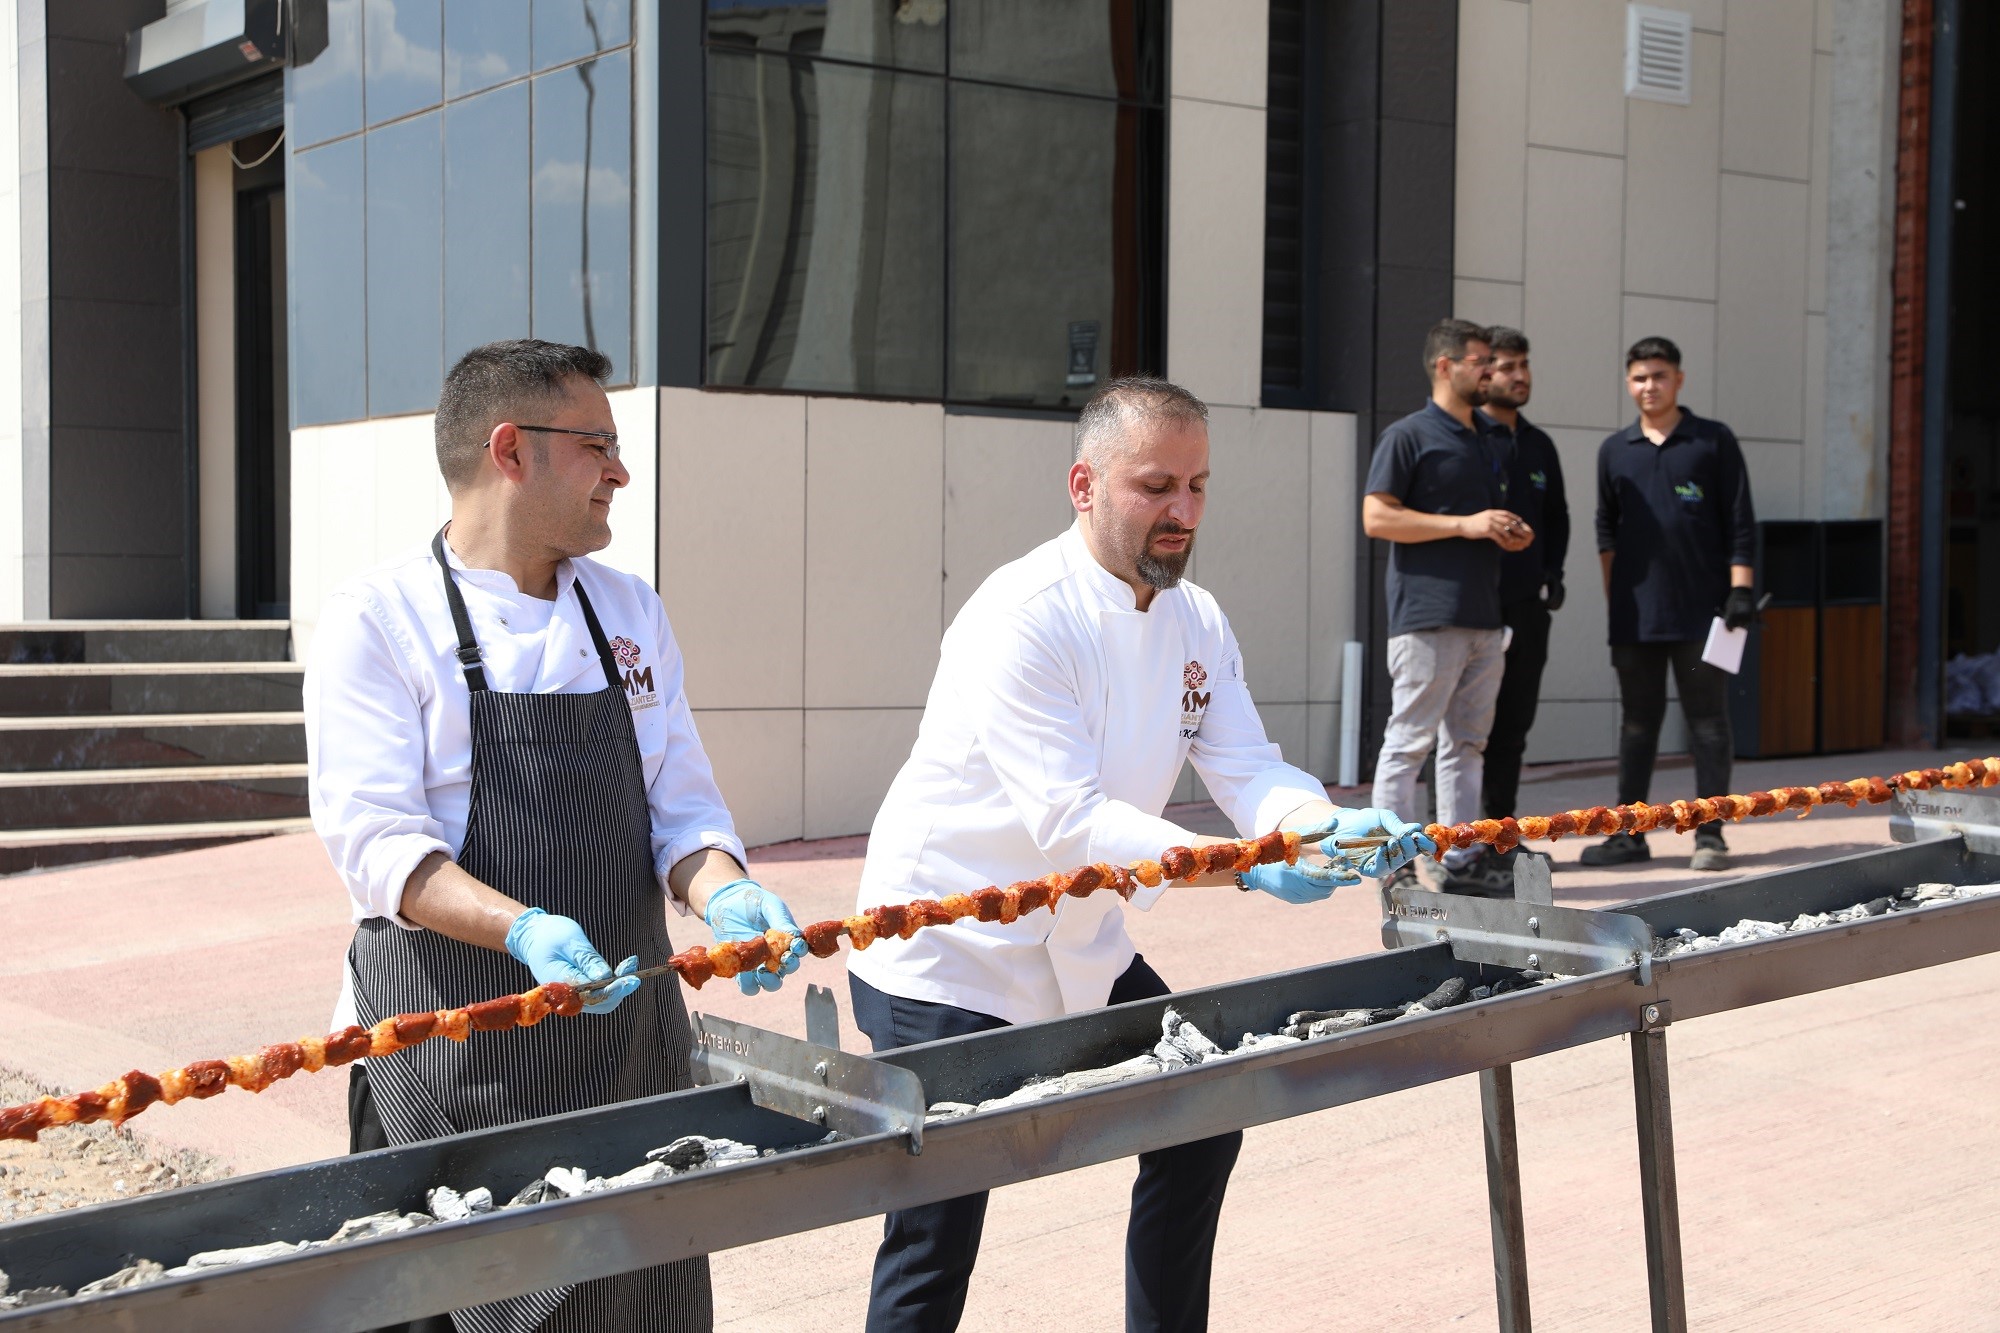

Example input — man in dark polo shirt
[1363,319,1532,894]
[1479,329,1569,854]
[1584,336,1757,872]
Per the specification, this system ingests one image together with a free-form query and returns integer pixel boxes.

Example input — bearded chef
[305,339,803,1333]
[846,376,1433,1333]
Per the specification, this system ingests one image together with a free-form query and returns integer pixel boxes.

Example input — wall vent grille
[1626,4,1693,105]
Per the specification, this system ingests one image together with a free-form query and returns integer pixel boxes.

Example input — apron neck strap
[569,577,625,693]
[432,526,490,693]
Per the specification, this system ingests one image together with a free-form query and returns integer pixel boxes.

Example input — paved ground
[4,745,1997,1328]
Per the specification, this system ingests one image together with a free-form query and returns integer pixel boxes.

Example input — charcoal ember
[1517,969,1549,983]
[169,1241,306,1275]
[325,1211,436,1245]
[596,1162,672,1191]
[78,1259,165,1297]
[1415,977,1469,1010]
[1470,985,1493,1002]
[507,1177,562,1207]
[1283,1008,1349,1029]
[1366,1007,1405,1024]
[926,1102,977,1123]
[1489,978,1519,995]
[1229,1032,1303,1055]
[6,1287,70,1308]
[1862,897,1892,916]
[1302,1012,1370,1039]
[428,1185,481,1222]
[643,1136,759,1173]
[1155,1008,1225,1065]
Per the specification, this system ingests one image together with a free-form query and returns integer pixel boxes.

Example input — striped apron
[348,530,709,1333]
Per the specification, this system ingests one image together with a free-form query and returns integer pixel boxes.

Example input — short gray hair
[1073,376,1209,465]
[435,339,612,490]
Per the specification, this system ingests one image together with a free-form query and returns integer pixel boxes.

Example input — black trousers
[849,956,1243,1333]
[1482,599,1552,819]
[1611,640,1733,834]
[349,1064,459,1333]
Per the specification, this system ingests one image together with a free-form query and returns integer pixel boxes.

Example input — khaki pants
[1371,626,1507,864]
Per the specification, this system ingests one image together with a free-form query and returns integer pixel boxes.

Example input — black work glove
[1542,577,1565,612]
[1723,586,1758,630]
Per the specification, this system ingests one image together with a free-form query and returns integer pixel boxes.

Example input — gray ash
[1654,881,2000,959]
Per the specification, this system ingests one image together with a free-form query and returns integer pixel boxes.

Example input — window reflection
[532,52,632,379]
[289,140,368,425]
[951,0,1161,101]
[533,0,631,72]
[291,0,363,146]
[445,83,531,363]
[366,113,444,415]
[445,0,528,98]
[707,0,946,73]
[706,50,944,398]
[364,0,444,127]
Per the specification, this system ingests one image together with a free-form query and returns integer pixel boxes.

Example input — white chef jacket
[306,539,746,1028]
[847,525,1328,1024]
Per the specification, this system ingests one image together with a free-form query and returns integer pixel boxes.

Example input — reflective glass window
[445,0,529,97]
[445,83,532,365]
[533,0,631,72]
[366,112,445,415]
[706,0,945,73]
[532,52,632,379]
[289,139,368,425]
[705,50,944,398]
[950,0,1162,101]
[290,0,363,146]
[364,0,444,126]
[949,84,1147,408]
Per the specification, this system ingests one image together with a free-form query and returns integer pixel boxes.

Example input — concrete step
[0,712,306,771]
[0,764,309,831]
[0,620,291,665]
[0,817,315,876]
[0,662,304,716]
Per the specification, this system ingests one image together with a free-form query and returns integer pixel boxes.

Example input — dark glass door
[235,178,289,619]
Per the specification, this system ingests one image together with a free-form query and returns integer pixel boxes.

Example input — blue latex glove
[1239,856,1358,904]
[703,878,808,996]
[504,908,641,1014]
[1297,807,1437,879]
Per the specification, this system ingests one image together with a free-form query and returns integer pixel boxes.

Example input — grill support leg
[1630,1027,1688,1333]
[1479,1064,1532,1333]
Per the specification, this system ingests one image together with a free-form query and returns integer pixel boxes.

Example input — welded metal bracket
[804,983,842,1051]
[690,1012,926,1155]
[1889,786,2000,855]
[1383,886,1657,985]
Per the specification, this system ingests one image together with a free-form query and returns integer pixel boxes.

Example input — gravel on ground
[0,1069,225,1224]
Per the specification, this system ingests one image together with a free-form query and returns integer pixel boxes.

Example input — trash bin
[1819,520,1884,752]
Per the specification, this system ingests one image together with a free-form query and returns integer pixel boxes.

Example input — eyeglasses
[501,424,621,462]
[1455,355,1496,369]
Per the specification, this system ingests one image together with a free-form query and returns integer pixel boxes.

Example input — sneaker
[1689,829,1730,873]
[1578,831,1651,867]
[1442,849,1515,898]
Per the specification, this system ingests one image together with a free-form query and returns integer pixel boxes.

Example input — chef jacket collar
[1063,522,1174,614]
[436,523,579,601]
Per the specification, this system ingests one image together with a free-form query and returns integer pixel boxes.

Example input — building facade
[2,0,1982,850]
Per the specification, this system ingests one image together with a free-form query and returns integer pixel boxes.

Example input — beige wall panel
[1166,98,1266,409]
[1201,406,1310,704]
[1306,412,1358,704]
[1452,278,1524,332]
[804,397,944,709]
[290,420,378,657]
[1522,699,1618,764]
[658,388,806,710]
[1683,0,1726,29]
[1454,0,1530,283]
[1816,0,1836,51]
[1720,0,1816,180]
[1522,148,1627,431]
[693,708,804,850]
[597,386,659,588]
[804,707,922,840]
[942,412,1071,625]
[371,415,448,566]
[1306,700,1340,781]
[1170,0,1268,108]
[1623,32,1723,302]
[1715,173,1810,442]
[1807,51,1831,313]
[1621,295,1718,416]
[1741,439,1804,522]
[1534,426,1619,703]
[1801,312,1826,520]
[1525,0,1626,156]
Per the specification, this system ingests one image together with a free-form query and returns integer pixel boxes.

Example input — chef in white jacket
[847,376,1432,1333]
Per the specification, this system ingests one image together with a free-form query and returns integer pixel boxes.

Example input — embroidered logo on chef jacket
[1181,661,1210,737]
[611,635,661,711]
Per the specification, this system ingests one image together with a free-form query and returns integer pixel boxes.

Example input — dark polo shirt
[1595,409,1757,644]
[1364,401,1511,636]
[1494,415,1569,604]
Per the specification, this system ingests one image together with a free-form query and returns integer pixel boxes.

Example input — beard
[1135,525,1195,589]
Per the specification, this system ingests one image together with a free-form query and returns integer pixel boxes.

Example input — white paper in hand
[1702,616,1747,675]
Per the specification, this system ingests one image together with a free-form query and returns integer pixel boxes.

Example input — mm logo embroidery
[610,636,661,711]
[1673,480,1705,504]
[1528,469,1547,491]
[1181,661,1210,737]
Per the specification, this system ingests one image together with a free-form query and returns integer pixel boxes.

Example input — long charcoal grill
[5,788,1999,1332]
